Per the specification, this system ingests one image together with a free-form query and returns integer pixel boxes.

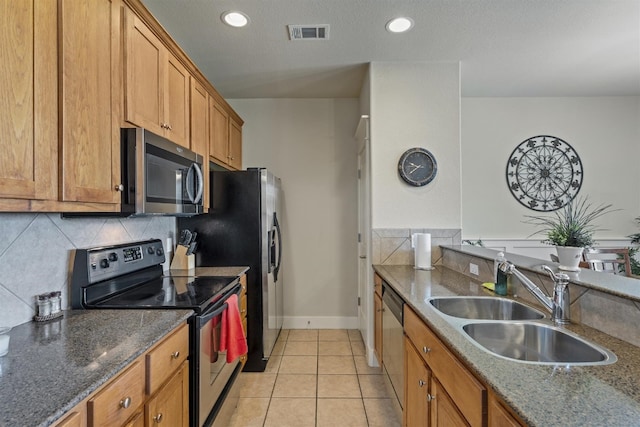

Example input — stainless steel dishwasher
[382,282,404,413]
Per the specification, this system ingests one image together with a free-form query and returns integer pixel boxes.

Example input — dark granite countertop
[374,264,640,427]
[167,266,250,278]
[0,309,192,427]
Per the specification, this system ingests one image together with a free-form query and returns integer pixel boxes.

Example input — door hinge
[358,233,361,243]
[358,169,361,179]
[358,297,361,306]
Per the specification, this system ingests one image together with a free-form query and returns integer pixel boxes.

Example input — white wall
[369,62,462,229]
[462,96,640,240]
[228,99,360,328]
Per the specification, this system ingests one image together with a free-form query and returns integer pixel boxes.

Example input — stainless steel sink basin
[429,297,545,320]
[462,322,617,365]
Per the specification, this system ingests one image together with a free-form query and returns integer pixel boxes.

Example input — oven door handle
[197,283,242,327]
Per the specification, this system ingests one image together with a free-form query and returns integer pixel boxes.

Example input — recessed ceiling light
[221,11,250,28]
[386,17,414,33]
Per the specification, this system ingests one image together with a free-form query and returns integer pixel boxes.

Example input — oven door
[195,285,243,427]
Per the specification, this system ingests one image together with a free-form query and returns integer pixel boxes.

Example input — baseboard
[283,316,359,330]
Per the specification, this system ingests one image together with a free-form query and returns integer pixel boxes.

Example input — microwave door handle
[185,165,195,203]
[193,163,204,203]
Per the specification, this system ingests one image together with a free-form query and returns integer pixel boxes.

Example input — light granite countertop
[443,244,640,301]
[0,309,192,427]
[374,264,640,427]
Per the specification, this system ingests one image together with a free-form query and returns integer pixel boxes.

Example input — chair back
[582,248,632,277]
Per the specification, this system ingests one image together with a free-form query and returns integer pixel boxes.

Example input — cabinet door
[228,117,242,170]
[146,361,189,427]
[404,338,430,427]
[165,55,190,148]
[0,0,57,204]
[124,8,165,137]
[209,98,229,164]
[190,78,209,209]
[489,396,523,427]
[374,292,383,367]
[431,378,469,427]
[59,0,121,204]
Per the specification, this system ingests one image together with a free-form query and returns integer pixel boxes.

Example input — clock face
[506,135,583,211]
[398,148,437,187]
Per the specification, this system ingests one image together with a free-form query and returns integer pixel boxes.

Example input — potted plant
[524,196,616,271]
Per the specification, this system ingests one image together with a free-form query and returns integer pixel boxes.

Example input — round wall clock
[506,135,583,212]
[398,148,437,187]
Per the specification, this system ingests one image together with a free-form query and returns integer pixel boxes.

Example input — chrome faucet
[498,261,571,325]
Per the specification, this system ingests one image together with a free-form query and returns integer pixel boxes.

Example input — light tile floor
[229,329,401,427]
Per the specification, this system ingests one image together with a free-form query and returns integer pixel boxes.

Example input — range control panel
[83,239,166,284]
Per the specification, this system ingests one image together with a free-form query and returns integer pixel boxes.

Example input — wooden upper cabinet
[0,0,57,204]
[209,96,243,170]
[209,97,230,164]
[124,7,190,148]
[59,0,121,204]
[190,78,209,209]
[165,55,190,147]
[229,117,243,170]
[124,8,164,136]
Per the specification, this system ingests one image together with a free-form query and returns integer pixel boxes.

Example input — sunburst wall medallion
[506,135,583,212]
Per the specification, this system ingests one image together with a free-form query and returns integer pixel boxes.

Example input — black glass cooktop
[92,275,238,313]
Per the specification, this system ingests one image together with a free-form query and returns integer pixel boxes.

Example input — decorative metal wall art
[506,135,583,212]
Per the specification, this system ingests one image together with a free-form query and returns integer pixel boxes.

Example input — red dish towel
[220,293,248,363]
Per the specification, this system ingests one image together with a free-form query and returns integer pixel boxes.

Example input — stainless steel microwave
[121,128,204,216]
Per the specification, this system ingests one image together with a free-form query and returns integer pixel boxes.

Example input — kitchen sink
[462,322,617,365]
[429,297,545,321]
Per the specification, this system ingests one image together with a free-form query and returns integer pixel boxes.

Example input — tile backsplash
[372,228,462,266]
[0,213,175,327]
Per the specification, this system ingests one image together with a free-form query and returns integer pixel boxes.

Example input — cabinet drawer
[146,323,189,395]
[88,360,145,427]
[374,273,382,297]
[404,306,486,427]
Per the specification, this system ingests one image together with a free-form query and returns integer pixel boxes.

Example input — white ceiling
[143,0,640,99]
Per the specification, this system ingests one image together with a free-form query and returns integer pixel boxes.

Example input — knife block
[170,245,195,272]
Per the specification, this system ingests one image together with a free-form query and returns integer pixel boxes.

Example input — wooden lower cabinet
[403,305,486,427]
[404,336,430,427]
[431,378,469,427]
[123,411,145,427]
[239,274,248,366]
[145,361,189,426]
[488,394,524,427]
[53,322,189,427]
[374,291,383,366]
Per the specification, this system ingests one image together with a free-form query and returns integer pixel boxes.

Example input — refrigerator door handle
[274,212,282,281]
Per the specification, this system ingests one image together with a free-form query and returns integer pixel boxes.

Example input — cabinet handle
[153,413,163,423]
[427,394,435,402]
[418,379,425,387]
[114,184,125,192]
[171,351,180,359]
[119,396,132,409]
[160,123,166,129]
[167,124,172,131]
[422,346,431,354]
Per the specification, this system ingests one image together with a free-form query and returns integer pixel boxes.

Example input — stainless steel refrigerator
[178,168,283,372]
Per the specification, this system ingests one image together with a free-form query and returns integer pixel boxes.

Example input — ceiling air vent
[288,25,330,40]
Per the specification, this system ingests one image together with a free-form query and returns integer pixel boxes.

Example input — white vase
[555,246,584,271]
